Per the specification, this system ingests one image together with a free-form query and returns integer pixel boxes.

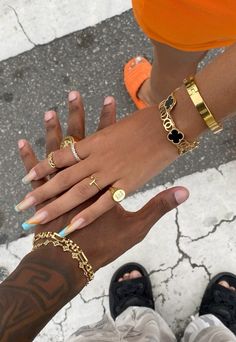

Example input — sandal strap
[200,283,236,331]
[113,277,154,317]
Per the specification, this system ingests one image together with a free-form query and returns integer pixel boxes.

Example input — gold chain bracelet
[184,77,223,134]
[159,93,199,155]
[33,232,94,283]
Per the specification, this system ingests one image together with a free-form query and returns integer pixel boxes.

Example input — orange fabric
[132,0,236,51]
[124,57,151,109]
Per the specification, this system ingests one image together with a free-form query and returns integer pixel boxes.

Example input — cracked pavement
[8,5,36,47]
[0,161,235,341]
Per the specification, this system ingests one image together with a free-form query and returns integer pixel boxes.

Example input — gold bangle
[33,232,94,283]
[159,93,199,155]
[184,77,223,134]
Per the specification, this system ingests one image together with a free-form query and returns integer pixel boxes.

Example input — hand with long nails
[17,91,189,240]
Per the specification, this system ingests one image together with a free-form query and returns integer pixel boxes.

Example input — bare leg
[138,40,208,105]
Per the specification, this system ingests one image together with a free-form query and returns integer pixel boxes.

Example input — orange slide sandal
[124,56,152,110]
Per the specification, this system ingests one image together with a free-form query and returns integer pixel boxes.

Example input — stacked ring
[70,143,81,162]
[110,187,126,202]
[47,152,57,169]
[60,136,79,149]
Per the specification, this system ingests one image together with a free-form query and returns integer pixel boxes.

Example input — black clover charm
[164,95,176,111]
[168,129,184,144]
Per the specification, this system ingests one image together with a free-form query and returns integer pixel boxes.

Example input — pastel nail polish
[69,91,78,102]
[22,211,48,230]
[18,140,25,149]
[22,169,37,185]
[104,96,113,105]
[58,218,85,237]
[15,196,36,212]
[44,111,54,122]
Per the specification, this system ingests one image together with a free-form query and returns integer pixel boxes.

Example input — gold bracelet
[159,93,199,155]
[33,232,94,283]
[184,77,223,134]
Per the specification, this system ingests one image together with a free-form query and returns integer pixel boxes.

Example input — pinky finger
[97,96,116,131]
[58,190,115,237]
[18,139,46,190]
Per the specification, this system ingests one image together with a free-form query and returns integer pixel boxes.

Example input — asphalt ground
[0,10,236,243]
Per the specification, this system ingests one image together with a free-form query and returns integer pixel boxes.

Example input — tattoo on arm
[0,249,83,341]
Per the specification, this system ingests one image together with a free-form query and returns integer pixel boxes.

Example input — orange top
[132,0,236,51]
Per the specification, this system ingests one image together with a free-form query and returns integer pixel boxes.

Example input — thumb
[134,186,189,231]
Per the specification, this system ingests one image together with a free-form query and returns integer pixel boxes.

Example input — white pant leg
[67,313,118,341]
[182,314,236,342]
[67,306,177,342]
[116,306,177,342]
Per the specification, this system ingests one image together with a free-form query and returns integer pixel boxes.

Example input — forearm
[0,245,86,341]
[173,43,236,140]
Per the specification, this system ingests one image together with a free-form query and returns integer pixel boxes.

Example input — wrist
[27,243,87,294]
[172,85,207,141]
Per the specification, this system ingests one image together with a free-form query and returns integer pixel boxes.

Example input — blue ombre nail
[58,228,66,237]
[22,222,37,231]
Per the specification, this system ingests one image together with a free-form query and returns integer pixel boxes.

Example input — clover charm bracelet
[159,93,199,155]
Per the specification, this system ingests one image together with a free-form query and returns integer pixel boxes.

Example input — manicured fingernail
[69,91,78,102]
[22,211,48,230]
[15,196,36,212]
[18,139,25,149]
[104,96,113,106]
[174,189,189,204]
[58,218,85,237]
[44,111,54,122]
[22,169,37,185]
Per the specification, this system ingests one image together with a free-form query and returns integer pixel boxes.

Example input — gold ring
[60,136,79,149]
[47,152,57,169]
[89,176,102,191]
[109,187,126,202]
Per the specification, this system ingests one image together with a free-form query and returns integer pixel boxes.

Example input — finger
[67,91,85,139]
[97,96,116,131]
[57,190,115,237]
[21,139,89,184]
[21,175,108,230]
[16,140,46,211]
[133,186,189,232]
[17,158,94,211]
[44,110,63,156]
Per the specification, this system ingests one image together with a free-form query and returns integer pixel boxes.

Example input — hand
[18,92,188,274]
[17,92,184,235]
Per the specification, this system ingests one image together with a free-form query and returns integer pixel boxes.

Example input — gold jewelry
[60,136,79,149]
[89,176,102,191]
[110,187,126,202]
[159,93,199,155]
[47,152,57,169]
[33,232,94,283]
[70,143,81,162]
[184,77,223,134]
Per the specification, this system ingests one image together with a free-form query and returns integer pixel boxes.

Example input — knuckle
[71,102,80,112]
[91,133,104,146]
[76,182,91,198]
[53,171,72,190]
[33,164,43,178]
[157,198,172,215]
[21,147,31,158]
[53,150,62,167]
[101,106,111,117]
[46,119,56,131]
